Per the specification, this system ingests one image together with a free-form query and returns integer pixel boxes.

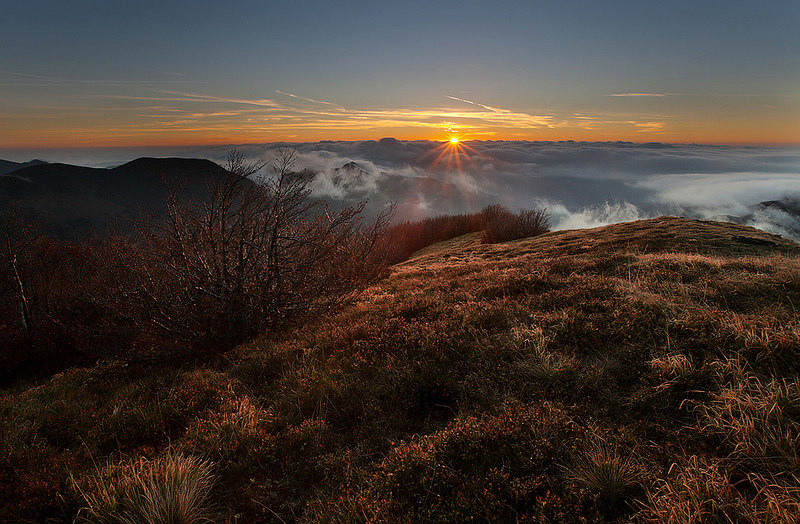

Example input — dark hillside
[0,158,47,176]
[0,158,237,238]
[1,217,799,522]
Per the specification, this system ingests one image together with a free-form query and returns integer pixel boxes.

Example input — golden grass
[562,438,644,506]
[2,216,799,521]
[74,453,215,524]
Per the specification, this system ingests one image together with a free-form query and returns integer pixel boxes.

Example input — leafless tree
[0,206,43,332]
[116,148,392,352]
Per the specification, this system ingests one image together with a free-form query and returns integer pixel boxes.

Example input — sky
[1,0,799,148]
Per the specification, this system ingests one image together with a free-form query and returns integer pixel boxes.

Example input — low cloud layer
[5,141,800,239]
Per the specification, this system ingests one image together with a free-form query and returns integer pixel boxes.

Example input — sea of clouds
[3,140,799,239]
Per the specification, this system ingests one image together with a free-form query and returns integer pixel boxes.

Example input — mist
[3,140,799,240]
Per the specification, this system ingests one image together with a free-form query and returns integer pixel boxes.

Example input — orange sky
[2,3,799,149]
[3,93,799,149]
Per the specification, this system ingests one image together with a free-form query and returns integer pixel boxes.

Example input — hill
[0,157,236,238]
[1,217,799,521]
[0,158,47,176]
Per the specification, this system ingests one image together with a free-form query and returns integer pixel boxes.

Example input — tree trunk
[11,254,32,332]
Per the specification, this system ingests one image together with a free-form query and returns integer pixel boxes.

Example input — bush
[379,204,550,263]
[109,148,392,352]
[481,204,550,244]
[382,211,485,263]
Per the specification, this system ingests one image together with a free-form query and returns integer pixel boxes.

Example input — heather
[1,215,799,522]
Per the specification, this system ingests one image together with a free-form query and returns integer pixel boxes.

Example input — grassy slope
[2,217,800,522]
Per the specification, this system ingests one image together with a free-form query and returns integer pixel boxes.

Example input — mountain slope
[0,157,235,238]
[0,158,47,176]
[1,217,799,521]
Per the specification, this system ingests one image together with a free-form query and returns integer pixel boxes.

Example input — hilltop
[1,217,799,522]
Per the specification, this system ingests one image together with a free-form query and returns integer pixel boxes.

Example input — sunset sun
[449,137,459,145]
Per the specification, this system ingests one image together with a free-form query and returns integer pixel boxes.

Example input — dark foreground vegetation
[2,154,799,522]
[0,150,548,386]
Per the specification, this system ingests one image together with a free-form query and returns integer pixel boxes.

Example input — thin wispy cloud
[610,93,678,97]
[91,90,560,132]
[3,81,739,146]
[446,95,477,105]
[635,121,666,133]
[275,90,342,107]
[153,90,281,108]
[446,95,508,114]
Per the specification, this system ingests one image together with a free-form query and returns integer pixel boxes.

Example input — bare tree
[224,147,267,178]
[116,148,392,352]
[0,206,43,332]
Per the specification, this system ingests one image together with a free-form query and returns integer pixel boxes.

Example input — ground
[2,216,799,522]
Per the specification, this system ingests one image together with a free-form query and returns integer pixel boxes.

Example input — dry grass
[699,373,800,470]
[640,455,748,523]
[563,438,644,506]
[74,453,215,524]
[640,455,800,523]
[649,353,693,378]
[2,216,799,522]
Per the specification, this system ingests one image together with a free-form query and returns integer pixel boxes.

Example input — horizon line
[3,138,800,152]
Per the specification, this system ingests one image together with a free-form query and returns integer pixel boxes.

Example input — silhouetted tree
[114,148,392,352]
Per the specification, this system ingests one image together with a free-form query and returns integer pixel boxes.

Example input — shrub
[0,148,394,366]
[110,148,392,352]
[382,210,485,263]
[309,403,591,522]
[481,204,550,244]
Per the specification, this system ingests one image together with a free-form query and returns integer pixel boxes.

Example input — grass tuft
[562,438,643,506]
[74,453,215,524]
[699,373,800,470]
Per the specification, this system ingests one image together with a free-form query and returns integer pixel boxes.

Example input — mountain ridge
[0,157,235,238]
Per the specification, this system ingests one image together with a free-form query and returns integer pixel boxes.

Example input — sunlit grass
[73,453,215,524]
[1,216,798,521]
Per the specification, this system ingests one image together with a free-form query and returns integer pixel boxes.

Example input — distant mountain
[740,197,800,240]
[0,159,48,176]
[331,161,372,192]
[317,161,497,220]
[0,157,237,239]
[750,198,800,219]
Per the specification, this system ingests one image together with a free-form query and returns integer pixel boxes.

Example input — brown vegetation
[480,203,551,244]
[0,148,391,381]
[2,196,799,521]
[382,203,550,263]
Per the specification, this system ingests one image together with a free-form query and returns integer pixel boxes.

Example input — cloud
[744,205,800,240]
[549,201,647,230]
[4,140,799,239]
[636,172,800,216]
[609,93,679,97]
[275,90,342,107]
